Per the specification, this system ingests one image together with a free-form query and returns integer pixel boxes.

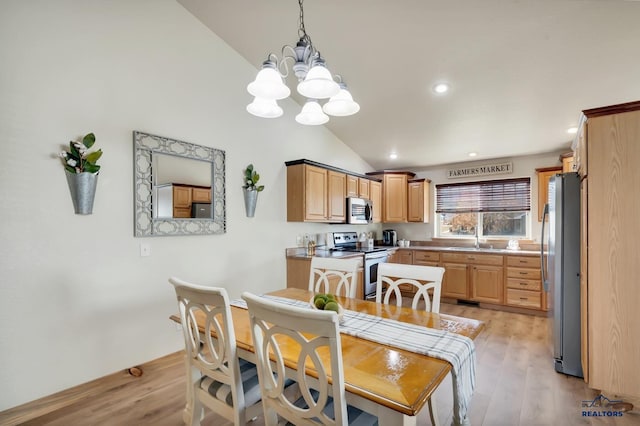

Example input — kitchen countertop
[286,245,541,259]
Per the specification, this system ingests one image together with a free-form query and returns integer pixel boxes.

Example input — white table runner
[232,296,476,425]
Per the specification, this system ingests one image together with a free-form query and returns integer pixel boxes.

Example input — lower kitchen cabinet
[505,255,545,311]
[286,257,364,299]
[470,264,503,304]
[441,263,469,299]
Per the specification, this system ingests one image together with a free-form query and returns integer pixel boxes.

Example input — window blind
[436,178,531,213]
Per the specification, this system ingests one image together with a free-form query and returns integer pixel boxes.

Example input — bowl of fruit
[310,293,344,323]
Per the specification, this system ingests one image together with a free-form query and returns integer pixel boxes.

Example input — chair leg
[428,397,440,426]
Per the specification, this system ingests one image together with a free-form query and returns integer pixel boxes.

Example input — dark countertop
[286,245,540,259]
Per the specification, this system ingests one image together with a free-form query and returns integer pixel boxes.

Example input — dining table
[170,287,485,426]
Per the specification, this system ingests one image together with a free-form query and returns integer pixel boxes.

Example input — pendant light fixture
[246,0,359,124]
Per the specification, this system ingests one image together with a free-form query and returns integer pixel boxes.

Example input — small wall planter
[66,171,98,215]
[243,188,258,217]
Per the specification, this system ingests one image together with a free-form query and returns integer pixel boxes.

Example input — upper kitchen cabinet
[346,175,371,199]
[559,152,576,173]
[407,178,431,223]
[579,100,640,398]
[369,180,382,223]
[286,159,381,223]
[535,166,562,221]
[366,171,416,223]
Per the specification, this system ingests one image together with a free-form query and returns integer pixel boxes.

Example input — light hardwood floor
[1,303,637,426]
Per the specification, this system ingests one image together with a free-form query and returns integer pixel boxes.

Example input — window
[436,178,531,238]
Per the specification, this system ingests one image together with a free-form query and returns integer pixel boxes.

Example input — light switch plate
[140,243,151,257]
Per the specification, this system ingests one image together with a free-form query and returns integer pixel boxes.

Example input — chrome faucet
[474,229,480,249]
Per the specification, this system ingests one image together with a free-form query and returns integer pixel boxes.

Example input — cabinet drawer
[506,289,542,309]
[506,256,540,268]
[506,278,541,291]
[507,267,541,280]
[413,251,439,262]
[441,252,503,266]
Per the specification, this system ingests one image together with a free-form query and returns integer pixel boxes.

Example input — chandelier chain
[297,0,313,50]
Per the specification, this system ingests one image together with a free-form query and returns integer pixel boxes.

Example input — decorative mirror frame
[133,131,226,237]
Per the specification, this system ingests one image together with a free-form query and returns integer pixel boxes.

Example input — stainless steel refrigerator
[541,172,583,378]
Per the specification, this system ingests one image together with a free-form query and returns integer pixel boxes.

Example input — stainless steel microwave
[347,197,373,224]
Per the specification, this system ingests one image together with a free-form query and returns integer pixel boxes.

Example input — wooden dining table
[170,288,485,426]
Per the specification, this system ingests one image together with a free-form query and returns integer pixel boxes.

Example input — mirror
[133,131,226,237]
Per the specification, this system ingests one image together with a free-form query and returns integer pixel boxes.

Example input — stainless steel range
[330,232,388,299]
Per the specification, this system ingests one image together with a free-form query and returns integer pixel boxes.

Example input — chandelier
[246,0,359,125]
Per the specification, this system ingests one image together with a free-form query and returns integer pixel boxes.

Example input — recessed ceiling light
[433,83,450,94]
[389,153,398,160]
[468,152,477,157]
[567,127,578,134]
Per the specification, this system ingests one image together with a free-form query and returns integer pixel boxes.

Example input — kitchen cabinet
[327,170,347,222]
[358,178,370,199]
[535,166,562,222]
[286,256,364,299]
[471,264,503,304]
[407,178,431,223]
[560,152,576,173]
[366,171,416,223]
[286,163,346,223]
[369,180,382,223]
[578,101,640,397]
[441,262,469,299]
[505,255,545,310]
[396,250,413,265]
[347,175,371,199]
[172,186,192,218]
[286,159,381,223]
[346,175,358,197]
[440,252,504,304]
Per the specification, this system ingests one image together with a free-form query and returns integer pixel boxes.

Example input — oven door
[364,251,388,299]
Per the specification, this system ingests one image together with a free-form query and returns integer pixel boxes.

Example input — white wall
[383,152,565,242]
[0,0,374,410]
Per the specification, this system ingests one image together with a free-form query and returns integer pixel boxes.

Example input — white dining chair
[308,256,361,298]
[169,277,263,426]
[242,291,378,426]
[375,262,445,426]
[376,262,445,313]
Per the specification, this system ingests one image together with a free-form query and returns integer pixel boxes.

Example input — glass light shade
[297,64,340,99]
[295,100,329,125]
[246,97,283,118]
[322,88,360,116]
[247,67,290,100]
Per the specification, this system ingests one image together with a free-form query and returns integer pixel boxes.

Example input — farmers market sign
[447,161,513,179]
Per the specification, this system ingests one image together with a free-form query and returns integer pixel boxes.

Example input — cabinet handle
[519,297,528,300]
[519,260,527,263]
[468,256,475,260]
[519,272,528,275]
[519,282,528,286]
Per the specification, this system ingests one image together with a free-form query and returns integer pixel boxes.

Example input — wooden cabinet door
[442,263,468,299]
[327,170,346,222]
[383,174,408,222]
[407,180,429,223]
[471,264,503,304]
[173,186,191,208]
[304,165,328,221]
[397,250,413,265]
[535,167,562,222]
[369,181,382,223]
[191,187,211,203]
[346,175,358,197]
[358,178,370,199]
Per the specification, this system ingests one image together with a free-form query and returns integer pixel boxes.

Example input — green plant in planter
[243,164,264,192]
[58,132,103,174]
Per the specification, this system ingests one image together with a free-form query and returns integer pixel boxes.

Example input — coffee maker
[382,230,397,246]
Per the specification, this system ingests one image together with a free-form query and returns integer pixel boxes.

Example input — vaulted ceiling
[179,0,640,169]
